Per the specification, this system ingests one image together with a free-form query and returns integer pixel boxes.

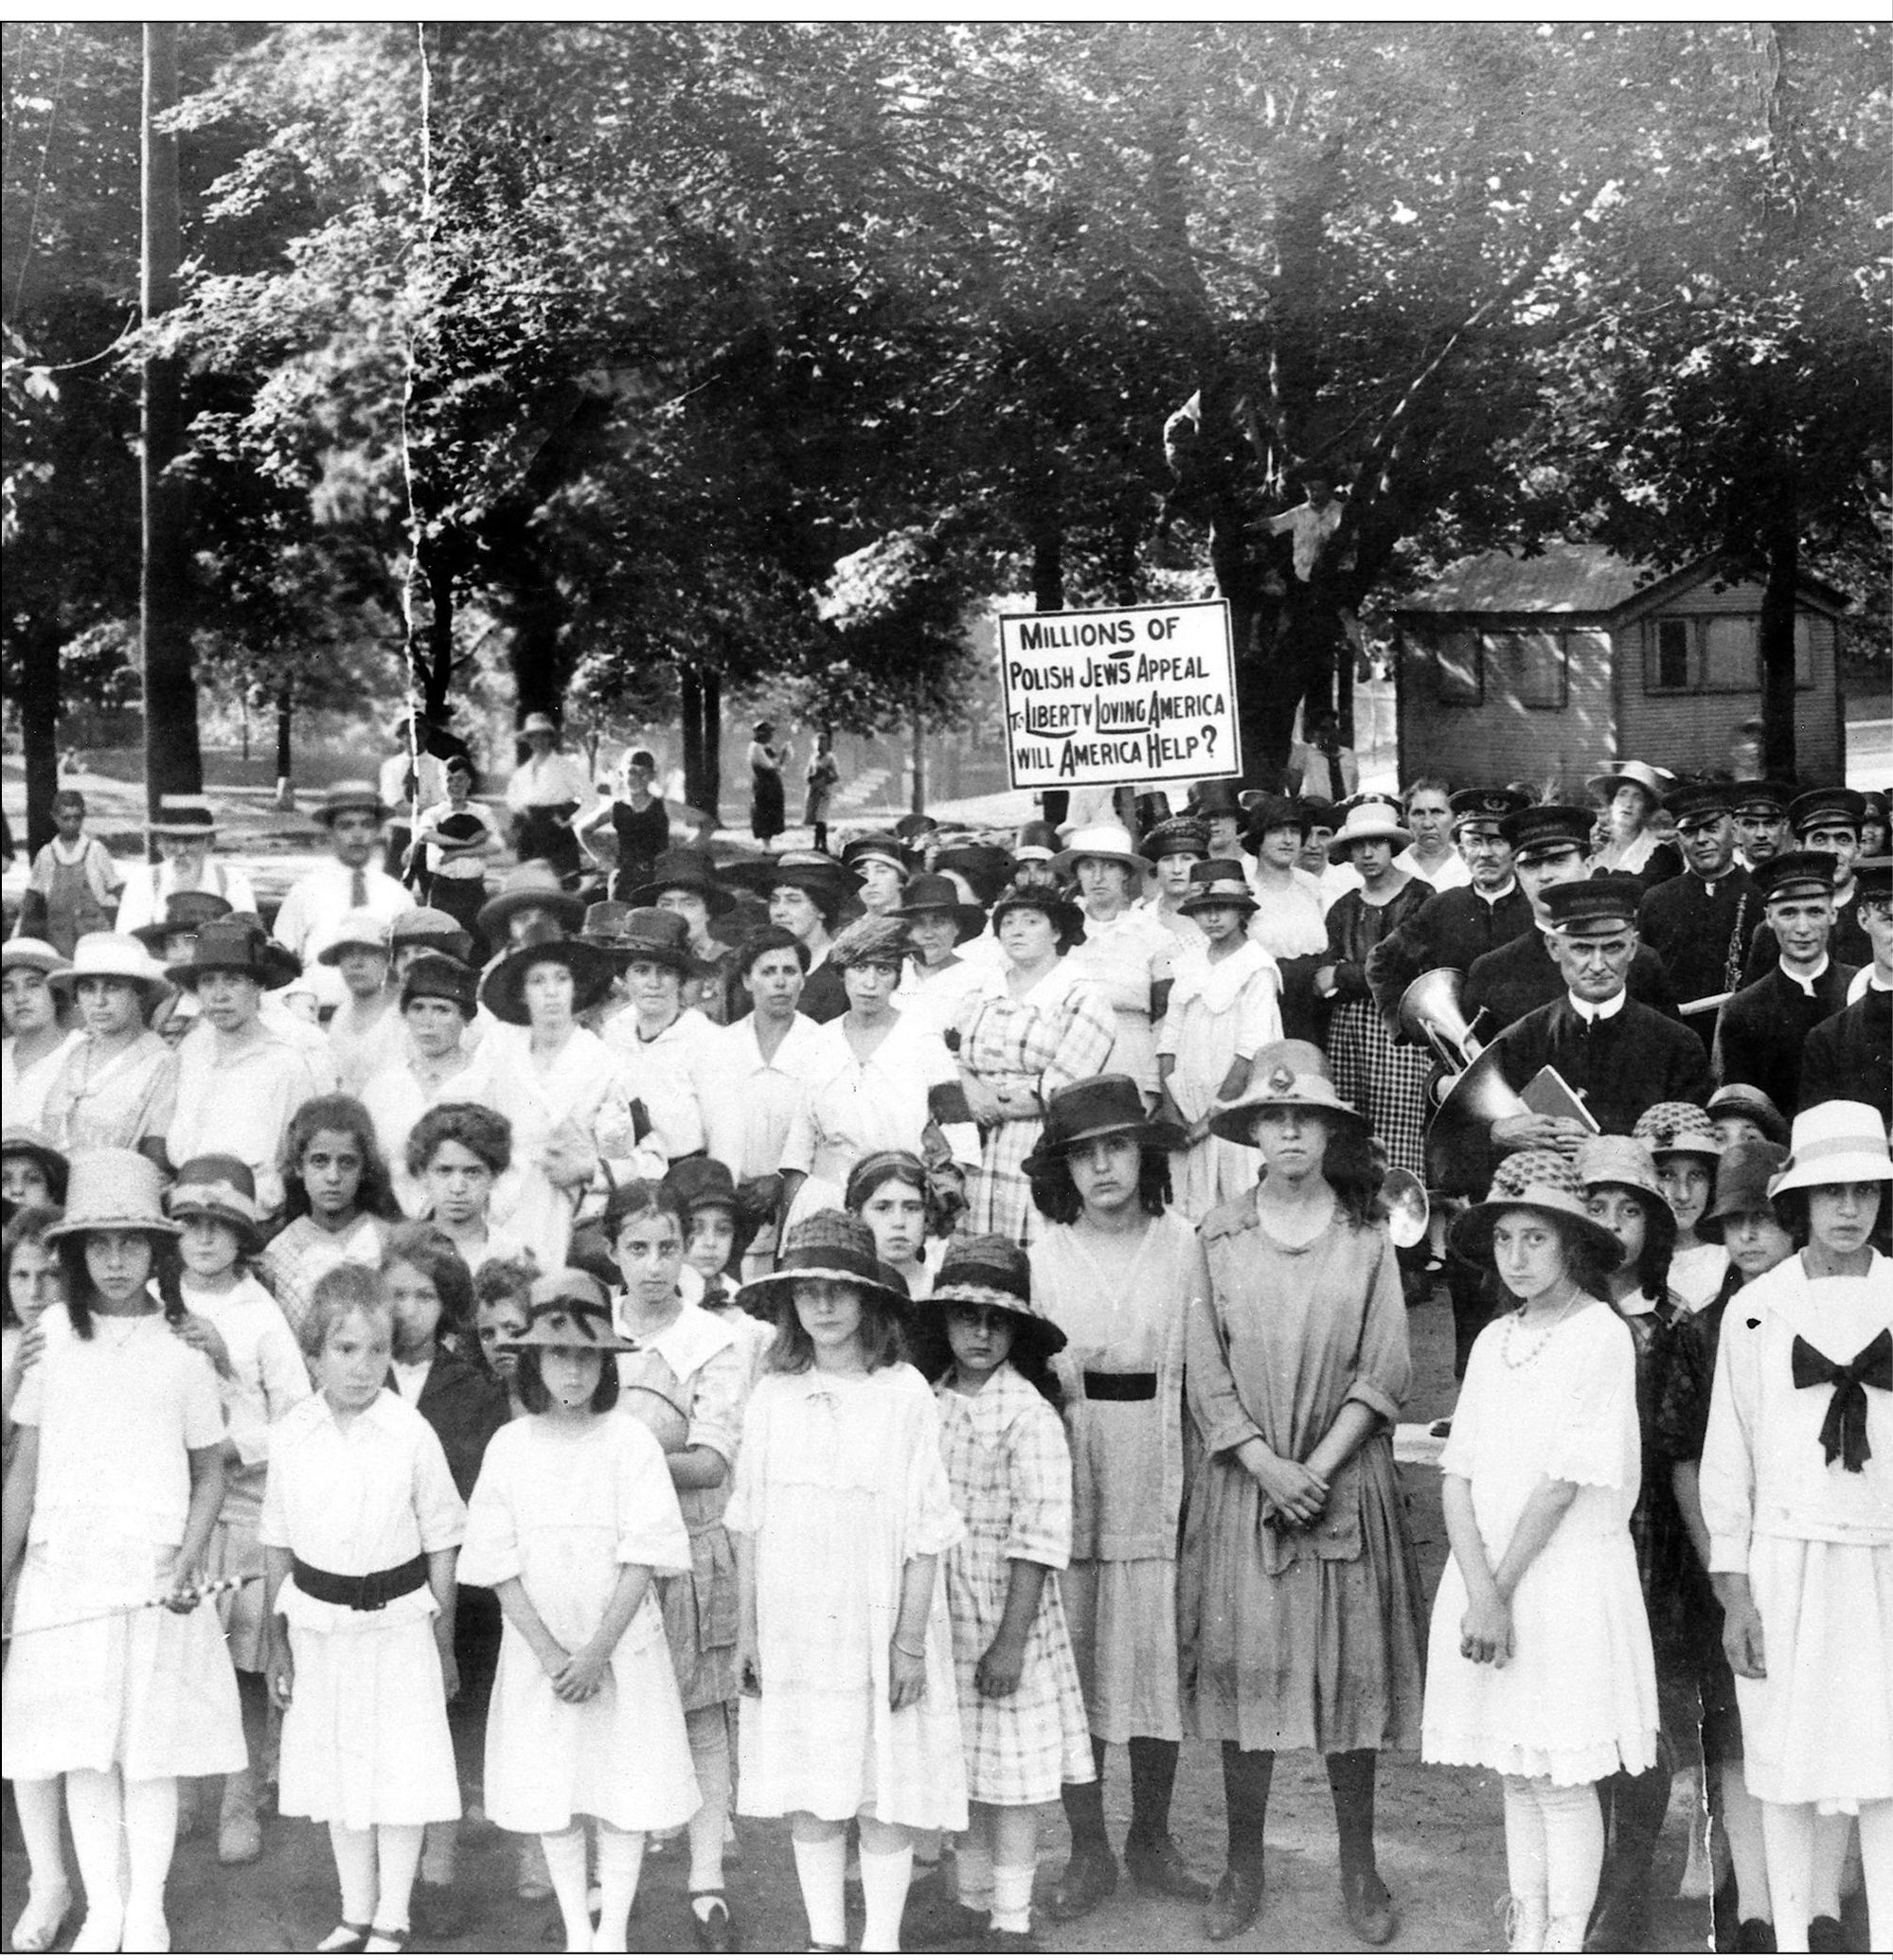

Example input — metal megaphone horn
[1397,968,1488,1078]
[1379,1167,1429,1249]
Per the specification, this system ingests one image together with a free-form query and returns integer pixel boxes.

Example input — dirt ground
[2,1283,1734,1956]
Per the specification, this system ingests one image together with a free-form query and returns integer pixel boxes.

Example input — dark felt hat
[1789,786,1866,836]
[664,1155,741,1219]
[1755,850,1836,904]
[1022,1074,1187,1173]
[1542,875,1642,935]
[841,831,920,878]
[1012,822,1063,863]
[389,908,474,962]
[166,918,301,991]
[1188,779,1247,821]
[1706,1083,1791,1148]
[476,862,586,939]
[1178,860,1259,916]
[1242,793,1307,845]
[932,842,1016,905]
[1141,814,1209,862]
[131,889,234,951]
[1852,855,1892,905]
[479,919,619,1025]
[627,848,737,918]
[754,851,862,902]
[734,1209,913,1320]
[0,1128,70,1207]
[989,882,1087,949]
[919,1233,1067,1368]
[1698,1140,1791,1240]
[890,874,986,941]
[167,1154,263,1251]
[1501,802,1594,862]
[400,953,479,1017]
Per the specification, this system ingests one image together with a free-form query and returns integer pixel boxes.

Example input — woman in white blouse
[1054,825,1174,1106]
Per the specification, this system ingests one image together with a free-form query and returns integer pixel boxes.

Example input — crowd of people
[0,743,1888,1958]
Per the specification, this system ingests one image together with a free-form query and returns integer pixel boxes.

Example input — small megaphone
[1380,1168,1430,1250]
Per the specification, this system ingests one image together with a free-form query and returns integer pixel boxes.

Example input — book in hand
[1520,1064,1599,1132]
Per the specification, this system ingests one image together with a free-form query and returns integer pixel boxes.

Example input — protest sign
[995,598,1241,790]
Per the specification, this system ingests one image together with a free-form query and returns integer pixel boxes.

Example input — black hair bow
[1791,1327,1892,1473]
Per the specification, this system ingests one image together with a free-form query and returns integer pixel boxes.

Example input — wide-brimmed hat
[0,1128,70,1206]
[1699,1140,1791,1240]
[388,907,473,962]
[894,813,939,845]
[1542,875,1642,937]
[580,900,634,953]
[932,841,1016,904]
[1012,822,1063,864]
[1452,787,1532,836]
[920,1234,1067,1368]
[1587,760,1674,804]
[1501,803,1594,863]
[1755,850,1836,905]
[1178,860,1259,917]
[1023,1075,1188,1175]
[1327,801,1414,863]
[1768,1100,1893,1197]
[400,953,479,1018]
[753,850,862,904]
[1241,793,1307,846]
[1576,1134,1675,1227]
[827,914,914,973]
[627,847,737,918]
[505,1270,636,1352]
[1052,824,1152,879]
[1142,814,1209,863]
[315,910,393,965]
[735,1209,913,1321]
[147,793,218,838]
[889,874,986,942]
[841,832,920,879]
[1449,1149,1623,1273]
[167,1154,263,1250]
[1788,786,1866,837]
[989,882,1087,949]
[130,889,234,952]
[1706,1083,1791,1148]
[166,918,301,991]
[0,937,69,981]
[613,907,698,976]
[476,862,587,939]
[47,933,170,1008]
[479,919,620,1025]
[313,779,390,828]
[1208,1040,1370,1147]
[1634,1102,1722,1162]
[43,1148,178,1241]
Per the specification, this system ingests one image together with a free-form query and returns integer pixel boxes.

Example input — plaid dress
[1322,879,1435,1179]
[938,1366,1094,1806]
[959,963,1117,1245]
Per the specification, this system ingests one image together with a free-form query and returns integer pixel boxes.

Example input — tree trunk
[910,683,926,816]
[420,544,456,724]
[1032,524,1068,825]
[699,668,723,823]
[19,618,62,857]
[679,664,706,815]
[139,23,200,818]
[1759,497,1799,781]
[274,684,295,809]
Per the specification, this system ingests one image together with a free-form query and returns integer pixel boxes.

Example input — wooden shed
[1391,543,1847,793]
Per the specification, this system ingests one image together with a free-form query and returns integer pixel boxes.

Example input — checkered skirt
[1327,997,1432,1179]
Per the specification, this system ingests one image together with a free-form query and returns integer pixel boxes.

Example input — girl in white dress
[258,1095,396,1340]
[1154,861,1281,1218]
[0,1149,245,1956]
[1054,826,1174,1101]
[1421,1151,1659,1952]
[1634,1102,1731,1315]
[731,1210,968,1954]
[262,1263,466,1956]
[1700,1102,1893,1952]
[461,1269,700,1953]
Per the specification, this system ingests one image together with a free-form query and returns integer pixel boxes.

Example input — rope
[8,1572,255,1639]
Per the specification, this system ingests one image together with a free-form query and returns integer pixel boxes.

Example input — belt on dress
[291,1553,429,1612]
[1082,1370,1158,1402]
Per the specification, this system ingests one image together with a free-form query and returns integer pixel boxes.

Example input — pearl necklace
[1500,1288,1581,1370]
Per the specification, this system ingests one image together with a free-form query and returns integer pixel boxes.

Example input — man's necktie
[1791,1327,1891,1472]
[350,867,368,910]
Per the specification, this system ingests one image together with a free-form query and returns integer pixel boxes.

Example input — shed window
[1481,629,1567,709]
[1645,615,1816,694]
[1434,630,1481,704]
[1655,618,1690,689]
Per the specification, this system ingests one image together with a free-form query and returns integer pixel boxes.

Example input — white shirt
[412,797,494,881]
[705,1012,827,1180]
[379,751,448,816]
[170,1026,328,1216]
[180,1273,310,1521]
[114,856,259,936]
[1565,987,1629,1025]
[271,859,416,965]
[1396,846,1471,892]
[600,1006,723,1163]
[505,751,593,815]
[1265,497,1345,580]
[360,1039,501,1217]
[1,1029,86,1131]
[328,994,408,1099]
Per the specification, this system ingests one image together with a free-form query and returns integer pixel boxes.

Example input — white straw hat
[1768,1100,1893,1196]
[48,933,171,1007]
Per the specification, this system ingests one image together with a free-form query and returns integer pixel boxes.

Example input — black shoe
[1806,1916,1845,1953]
[1047,1847,1116,1923]
[1124,1833,1213,1902]
[1342,1867,1398,1946]
[1733,1920,1777,1953]
[1205,1867,1264,1943]
[690,1893,738,1953]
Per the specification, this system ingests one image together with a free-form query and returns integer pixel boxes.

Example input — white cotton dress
[459,1412,701,1835]
[726,1363,969,1831]
[1,1305,247,1783]
[1156,938,1280,1219]
[1421,1297,1660,1785]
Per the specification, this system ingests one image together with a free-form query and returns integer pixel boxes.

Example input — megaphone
[1379,1168,1429,1249]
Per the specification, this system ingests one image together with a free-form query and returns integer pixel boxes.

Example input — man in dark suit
[1366,786,1533,1021]
[1733,778,1795,874]
[1637,780,1759,1052]
[1798,855,1891,1121]
[1741,786,1873,979]
[1485,876,1711,1155]
[1465,806,1680,1036]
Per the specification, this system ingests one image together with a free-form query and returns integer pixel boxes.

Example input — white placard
[995,599,1241,790]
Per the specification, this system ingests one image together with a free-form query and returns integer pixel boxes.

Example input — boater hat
[1698,1140,1791,1240]
[1586,760,1674,804]
[148,793,218,838]
[1576,1135,1675,1228]
[1634,1102,1723,1162]
[167,1154,263,1251]
[920,1234,1067,1368]
[131,889,235,952]
[504,1270,636,1351]
[1023,1074,1188,1175]
[313,779,390,828]
[47,933,170,1009]
[478,918,620,1025]
[44,1148,179,1241]
[0,1128,70,1207]
[734,1209,913,1321]
[1449,1148,1623,1273]
[1208,1040,1371,1148]
[476,862,586,939]
[1768,1100,1893,1197]
[627,847,738,918]
[889,874,986,942]
[1178,860,1259,917]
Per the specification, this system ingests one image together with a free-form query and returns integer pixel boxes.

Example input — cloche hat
[1768,1100,1893,1197]
[1576,1135,1675,1228]
[1698,1140,1791,1240]
[1634,1103,1723,1162]
[1449,1149,1623,1273]
[167,1154,263,1250]
[130,889,234,952]
[0,1128,70,1207]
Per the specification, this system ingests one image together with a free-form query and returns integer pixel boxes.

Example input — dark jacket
[1637,865,1760,1046]
[1324,877,1435,1004]
[1489,993,1711,1141]
[1712,960,1860,1121]
[392,1345,510,1502]
[1366,882,1534,1023]
[1797,983,1891,1122]
[1464,928,1680,1039]
[1741,894,1874,986]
